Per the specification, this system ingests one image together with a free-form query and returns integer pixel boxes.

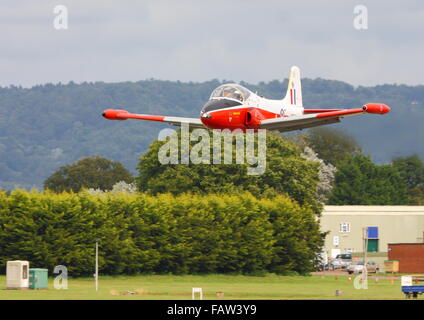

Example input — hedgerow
[0,190,323,276]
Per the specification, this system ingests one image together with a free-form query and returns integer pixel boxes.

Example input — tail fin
[284,66,303,107]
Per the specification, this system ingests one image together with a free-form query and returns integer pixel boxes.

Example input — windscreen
[210,84,251,102]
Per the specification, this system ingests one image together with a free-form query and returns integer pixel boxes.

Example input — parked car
[347,260,379,274]
[329,254,352,270]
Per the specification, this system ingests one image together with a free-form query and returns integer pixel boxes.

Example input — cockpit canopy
[209,84,251,103]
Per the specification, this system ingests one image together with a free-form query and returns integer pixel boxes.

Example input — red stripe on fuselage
[201,106,278,131]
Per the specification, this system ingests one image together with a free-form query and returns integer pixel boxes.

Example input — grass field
[0,273,411,300]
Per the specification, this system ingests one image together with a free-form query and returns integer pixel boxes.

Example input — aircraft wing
[102,109,205,128]
[259,103,390,132]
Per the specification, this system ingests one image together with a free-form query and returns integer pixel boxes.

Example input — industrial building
[320,206,424,269]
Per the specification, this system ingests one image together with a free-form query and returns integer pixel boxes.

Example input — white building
[320,206,424,262]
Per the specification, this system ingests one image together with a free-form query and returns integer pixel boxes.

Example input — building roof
[323,206,424,216]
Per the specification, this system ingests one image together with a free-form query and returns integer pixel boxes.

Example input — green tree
[0,190,324,275]
[409,185,424,205]
[136,130,322,213]
[44,156,133,193]
[328,153,409,205]
[303,127,362,166]
[392,155,424,204]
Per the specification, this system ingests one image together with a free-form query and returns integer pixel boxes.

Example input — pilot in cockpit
[223,88,232,98]
[222,88,242,101]
[233,91,242,101]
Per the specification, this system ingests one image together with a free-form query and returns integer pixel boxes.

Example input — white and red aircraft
[102,66,390,132]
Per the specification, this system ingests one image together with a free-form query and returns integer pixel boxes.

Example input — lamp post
[95,240,99,291]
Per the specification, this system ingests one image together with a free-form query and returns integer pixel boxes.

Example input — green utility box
[29,268,48,289]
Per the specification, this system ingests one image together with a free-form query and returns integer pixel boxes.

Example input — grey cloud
[0,0,422,87]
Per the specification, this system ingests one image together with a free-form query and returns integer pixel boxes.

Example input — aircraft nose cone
[201,112,212,119]
[200,114,214,128]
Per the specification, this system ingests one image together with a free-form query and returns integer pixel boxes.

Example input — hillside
[0,78,423,190]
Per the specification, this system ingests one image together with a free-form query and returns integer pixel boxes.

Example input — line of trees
[133,127,424,206]
[0,190,324,276]
[299,127,424,205]
[6,127,422,276]
[0,132,329,276]
[1,78,424,191]
[43,129,424,206]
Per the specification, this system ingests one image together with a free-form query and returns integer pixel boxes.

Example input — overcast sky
[0,0,423,87]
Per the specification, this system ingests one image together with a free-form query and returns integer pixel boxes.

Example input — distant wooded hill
[0,78,423,190]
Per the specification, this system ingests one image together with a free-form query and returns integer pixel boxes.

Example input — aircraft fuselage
[200,94,302,131]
